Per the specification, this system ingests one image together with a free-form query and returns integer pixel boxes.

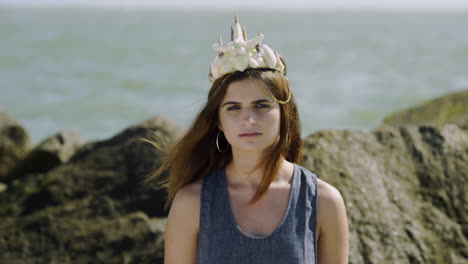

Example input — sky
[1,0,468,9]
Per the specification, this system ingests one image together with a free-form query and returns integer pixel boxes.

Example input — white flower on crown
[209,15,285,83]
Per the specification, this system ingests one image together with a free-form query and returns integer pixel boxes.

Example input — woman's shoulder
[173,167,221,204]
[316,177,347,239]
[173,179,203,209]
[317,178,343,205]
[169,179,204,232]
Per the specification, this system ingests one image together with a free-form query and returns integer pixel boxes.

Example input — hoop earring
[216,130,229,153]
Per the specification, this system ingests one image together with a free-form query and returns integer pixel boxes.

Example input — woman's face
[218,79,281,153]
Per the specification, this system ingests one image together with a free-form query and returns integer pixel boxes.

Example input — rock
[4,130,86,183]
[302,123,467,264]
[382,89,468,129]
[0,109,30,182]
[0,196,165,263]
[0,116,182,263]
[1,116,184,217]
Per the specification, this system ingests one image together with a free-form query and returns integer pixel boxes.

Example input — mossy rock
[0,109,30,182]
[302,123,468,263]
[381,89,468,129]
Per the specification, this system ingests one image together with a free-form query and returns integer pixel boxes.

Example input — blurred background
[1,0,467,144]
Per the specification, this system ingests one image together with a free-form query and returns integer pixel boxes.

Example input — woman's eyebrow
[221,99,272,108]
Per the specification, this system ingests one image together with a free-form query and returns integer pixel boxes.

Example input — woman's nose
[242,108,256,125]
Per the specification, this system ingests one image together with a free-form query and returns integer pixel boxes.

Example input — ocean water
[1,7,467,145]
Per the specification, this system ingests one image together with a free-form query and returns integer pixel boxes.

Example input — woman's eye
[226,104,269,111]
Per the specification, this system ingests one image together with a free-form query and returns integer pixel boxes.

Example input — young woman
[147,16,348,264]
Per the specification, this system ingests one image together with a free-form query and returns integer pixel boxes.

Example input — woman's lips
[239,133,262,137]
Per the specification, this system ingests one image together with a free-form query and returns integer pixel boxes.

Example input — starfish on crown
[209,14,286,83]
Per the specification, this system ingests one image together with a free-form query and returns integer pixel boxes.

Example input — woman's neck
[226,148,286,188]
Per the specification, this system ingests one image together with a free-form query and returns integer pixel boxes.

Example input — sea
[1,6,467,145]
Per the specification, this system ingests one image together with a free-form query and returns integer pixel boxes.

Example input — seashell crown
[209,15,286,83]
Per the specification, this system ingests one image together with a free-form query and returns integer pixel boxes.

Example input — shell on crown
[209,14,286,83]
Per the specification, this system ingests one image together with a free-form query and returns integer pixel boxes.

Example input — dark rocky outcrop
[0,116,183,263]
[0,109,30,182]
[4,130,86,183]
[0,197,166,264]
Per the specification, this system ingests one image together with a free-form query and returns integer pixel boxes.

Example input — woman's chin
[230,142,276,153]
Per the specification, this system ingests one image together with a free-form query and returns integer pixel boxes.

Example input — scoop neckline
[222,163,298,240]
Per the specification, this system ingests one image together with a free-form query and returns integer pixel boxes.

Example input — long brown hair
[144,68,302,209]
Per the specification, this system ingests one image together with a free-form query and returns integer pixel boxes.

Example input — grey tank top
[197,164,318,264]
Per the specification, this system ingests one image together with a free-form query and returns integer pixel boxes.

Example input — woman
[147,16,348,263]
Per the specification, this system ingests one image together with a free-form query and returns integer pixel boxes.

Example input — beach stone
[1,116,184,217]
[301,123,468,264]
[0,110,30,182]
[381,89,468,129]
[4,130,86,183]
[0,183,6,193]
[0,116,182,263]
[0,196,165,264]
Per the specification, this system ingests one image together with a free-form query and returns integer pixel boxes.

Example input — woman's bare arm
[317,179,349,264]
[164,183,201,264]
